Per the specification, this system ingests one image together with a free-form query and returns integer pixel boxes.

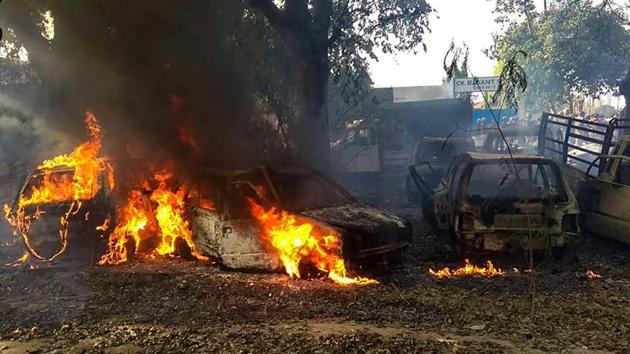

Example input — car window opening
[466,161,568,204]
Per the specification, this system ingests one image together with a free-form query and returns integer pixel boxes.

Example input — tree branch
[328,0,351,46]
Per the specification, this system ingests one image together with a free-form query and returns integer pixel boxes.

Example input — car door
[218,180,281,270]
[188,178,225,260]
[409,157,462,231]
[580,143,630,244]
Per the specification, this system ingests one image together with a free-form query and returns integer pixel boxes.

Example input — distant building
[333,84,472,171]
[389,82,454,103]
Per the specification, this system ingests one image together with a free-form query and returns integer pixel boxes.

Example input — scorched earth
[0,114,629,353]
[0,215,629,354]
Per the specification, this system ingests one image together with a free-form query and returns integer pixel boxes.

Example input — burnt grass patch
[0,214,628,353]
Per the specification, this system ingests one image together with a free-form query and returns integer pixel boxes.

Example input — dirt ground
[0,208,629,354]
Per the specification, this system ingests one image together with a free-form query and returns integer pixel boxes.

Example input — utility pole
[543,0,547,11]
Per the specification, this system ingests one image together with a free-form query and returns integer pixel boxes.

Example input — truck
[538,112,630,245]
[333,97,472,203]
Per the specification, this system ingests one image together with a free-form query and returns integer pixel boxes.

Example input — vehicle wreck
[5,165,115,260]
[410,152,579,258]
[4,114,115,262]
[188,166,412,272]
[538,112,630,245]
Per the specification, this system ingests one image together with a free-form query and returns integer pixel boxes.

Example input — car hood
[299,203,409,232]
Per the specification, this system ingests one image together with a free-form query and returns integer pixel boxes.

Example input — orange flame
[96,216,111,232]
[248,199,376,286]
[150,171,208,261]
[98,190,149,265]
[99,170,209,265]
[429,259,505,279]
[4,113,113,262]
[586,270,603,279]
[5,251,29,267]
[31,112,112,204]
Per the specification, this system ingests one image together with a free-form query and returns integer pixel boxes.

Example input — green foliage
[328,0,433,55]
[492,50,528,110]
[249,0,433,127]
[491,0,630,112]
[331,0,431,109]
[443,41,469,81]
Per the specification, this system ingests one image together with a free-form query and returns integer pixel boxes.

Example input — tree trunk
[279,24,331,171]
[247,0,333,171]
[292,44,330,171]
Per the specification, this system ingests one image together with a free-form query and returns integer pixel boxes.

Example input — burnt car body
[406,137,474,203]
[187,166,411,271]
[410,153,579,257]
[577,136,630,245]
[8,166,115,257]
[479,127,540,155]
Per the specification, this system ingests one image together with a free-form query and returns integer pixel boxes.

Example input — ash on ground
[0,208,628,354]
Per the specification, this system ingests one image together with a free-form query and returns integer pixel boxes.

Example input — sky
[369,0,545,88]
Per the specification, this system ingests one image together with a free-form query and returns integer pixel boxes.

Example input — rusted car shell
[413,153,580,253]
[9,166,115,254]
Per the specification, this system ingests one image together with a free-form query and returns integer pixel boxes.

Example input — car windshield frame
[463,159,569,204]
[413,140,473,165]
[267,169,355,212]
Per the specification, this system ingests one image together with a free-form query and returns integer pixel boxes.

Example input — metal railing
[538,113,630,175]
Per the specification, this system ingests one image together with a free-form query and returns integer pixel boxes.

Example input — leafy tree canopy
[0,1,434,169]
[490,0,630,112]
[248,0,433,167]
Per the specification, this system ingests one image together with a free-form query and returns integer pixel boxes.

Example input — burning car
[409,152,579,259]
[3,113,389,285]
[6,165,115,259]
[4,113,115,262]
[186,166,411,275]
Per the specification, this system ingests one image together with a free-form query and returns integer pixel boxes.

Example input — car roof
[418,137,471,143]
[32,157,112,176]
[32,165,76,176]
[462,152,550,161]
